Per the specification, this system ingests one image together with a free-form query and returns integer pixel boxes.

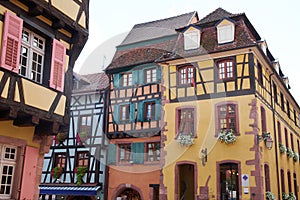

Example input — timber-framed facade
[0,0,89,199]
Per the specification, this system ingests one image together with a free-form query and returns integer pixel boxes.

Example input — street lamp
[257,132,273,150]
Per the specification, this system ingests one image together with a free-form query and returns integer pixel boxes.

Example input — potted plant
[74,166,87,185]
[54,132,68,144]
[176,133,194,147]
[51,166,63,179]
[217,129,237,144]
[266,191,276,200]
[293,153,299,162]
[76,131,89,145]
[283,192,296,200]
[279,143,287,154]
[286,147,294,159]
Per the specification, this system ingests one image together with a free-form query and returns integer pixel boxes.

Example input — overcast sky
[74,0,300,104]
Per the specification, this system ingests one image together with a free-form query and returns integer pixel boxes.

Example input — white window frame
[19,28,45,83]
[217,24,235,44]
[0,145,17,199]
[184,30,200,50]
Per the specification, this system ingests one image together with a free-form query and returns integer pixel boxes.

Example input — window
[79,115,92,135]
[121,73,132,87]
[54,153,66,169]
[184,29,200,50]
[280,92,285,111]
[217,59,234,80]
[178,65,195,85]
[287,171,292,193]
[145,142,160,162]
[281,169,285,193]
[287,101,290,118]
[217,23,235,44]
[294,110,297,126]
[261,106,267,132]
[257,63,263,85]
[284,128,288,147]
[217,103,238,134]
[294,173,298,199]
[0,145,17,198]
[273,82,278,104]
[76,151,89,167]
[118,144,131,163]
[144,101,155,121]
[19,28,45,83]
[290,133,294,151]
[120,104,130,122]
[264,164,270,192]
[0,11,66,92]
[145,68,157,83]
[297,140,300,155]
[177,108,195,136]
[277,121,282,143]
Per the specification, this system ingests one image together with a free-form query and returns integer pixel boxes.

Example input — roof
[39,185,101,196]
[120,11,197,46]
[73,72,109,92]
[197,7,241,25]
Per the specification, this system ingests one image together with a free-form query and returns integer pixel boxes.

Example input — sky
[74,0,300,104]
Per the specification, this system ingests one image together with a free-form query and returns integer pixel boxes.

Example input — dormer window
[216,19,235,44]
[183,26,201,50]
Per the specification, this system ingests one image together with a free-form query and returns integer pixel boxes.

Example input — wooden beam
[52,19,65,30]
[28,3,43,16]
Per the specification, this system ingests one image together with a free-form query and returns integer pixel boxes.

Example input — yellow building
[0,0,88,199]
[158,8,300,200]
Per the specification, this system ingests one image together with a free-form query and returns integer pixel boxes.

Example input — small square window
[217,24,234,44]
[145,68,157,83]
[184,30,200,50]
[121,73,132,87]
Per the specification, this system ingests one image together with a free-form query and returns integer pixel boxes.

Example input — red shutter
[0,11,23,73]
[50,39,66,92]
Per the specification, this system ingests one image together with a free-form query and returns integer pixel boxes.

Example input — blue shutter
[155,99,161,120]
[132,142,144,164]
[113,73,120,87]
[107,144,116,165]
[138,70,144,85]
[132,70,138,85]
[130,103,136,122]
[137,102,144,122]
[156,66,161,82]
[113,105,120,124]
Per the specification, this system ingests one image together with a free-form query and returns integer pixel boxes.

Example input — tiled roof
[197,7,241,25]
[120,11,197,46]
[73,72,109,92]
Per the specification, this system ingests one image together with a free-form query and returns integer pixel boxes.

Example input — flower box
[217,129,237,144]
[266,191,275,200]
[286,147,294,159]
[51,166,63,179]
[279,143,287,154]
[176,133,194,147]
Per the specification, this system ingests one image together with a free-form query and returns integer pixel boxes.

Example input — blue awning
[39,185,101,196]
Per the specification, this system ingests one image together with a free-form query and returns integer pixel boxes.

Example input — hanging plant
[51,166,63,179]
[286,147,294,158]
[54,133,68,144]
[266,191,276,200]
[217,129,237,144]
[76,131,89,145]
[176,133,194,147]
[293,153,299,162]
[279,143,287,154]
[74,166,87,186]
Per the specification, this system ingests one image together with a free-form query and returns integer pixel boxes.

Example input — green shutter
[156,66,161,82]
[132,70,138,85]
[113,105,120,124]
[132,142,144,164]
[137,102,144,122]
[113,73,120,87]
[107,144,116,165]
[130,103,136,122]
[138,70,144,85]
[155,99,161,120]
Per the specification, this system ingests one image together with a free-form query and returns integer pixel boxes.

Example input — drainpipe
[269,72,281,198]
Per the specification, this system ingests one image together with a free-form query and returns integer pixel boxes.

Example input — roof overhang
[39,185,101,196]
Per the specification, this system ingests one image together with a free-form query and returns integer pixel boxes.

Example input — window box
[286,147,294,158]
[282,192,296,200]
[217,129,237,144]
[279,143,287,154]
[51,166,63,179]
[266,191,275,200]
[293,153,299,162]
[177,133,194,147]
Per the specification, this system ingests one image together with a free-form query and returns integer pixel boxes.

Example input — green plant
[279,143,287,154]
[283,192,297,200]
[217,129,237,144]
[293,153,299,162]
[74,166,87,185]
[176,133,194,146]
[286,147,294,158]
[55,132,68,143]
[51,166,63,179]
[266,191,276,200]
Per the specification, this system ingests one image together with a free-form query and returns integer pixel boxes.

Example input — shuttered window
[0,11,23,73]
[50,39,66,92]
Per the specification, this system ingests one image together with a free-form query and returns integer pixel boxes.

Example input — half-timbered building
[104,12,198,200]
[40,72,109,200]
[0,0,89,199]
[158,8,300,200]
